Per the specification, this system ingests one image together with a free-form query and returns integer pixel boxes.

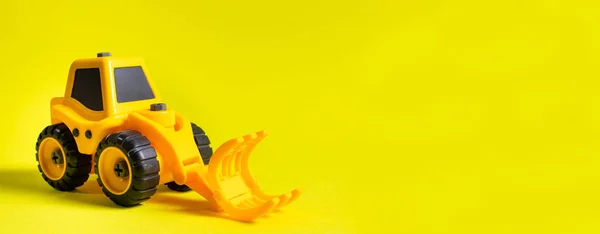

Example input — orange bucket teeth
[196,130,302,221]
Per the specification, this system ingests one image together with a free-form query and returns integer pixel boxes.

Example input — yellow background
[1,0,600,233]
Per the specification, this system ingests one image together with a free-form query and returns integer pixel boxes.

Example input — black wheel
[36,123,92,191]
[166,182,192,192]
[191,122,214,165]
[94,130,160,207]
[165,122,213,192]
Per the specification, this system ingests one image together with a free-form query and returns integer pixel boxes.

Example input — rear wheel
[36,123,91,191]
[165,122,213,192]
[95,130,160,207]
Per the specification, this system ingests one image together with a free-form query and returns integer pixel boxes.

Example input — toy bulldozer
[35,52,301,221]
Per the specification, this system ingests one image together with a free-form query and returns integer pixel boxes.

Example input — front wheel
[95,130,160,207]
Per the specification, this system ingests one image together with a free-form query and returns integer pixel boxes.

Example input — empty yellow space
[1,0,600,233]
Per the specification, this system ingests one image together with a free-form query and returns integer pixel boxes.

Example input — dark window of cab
[71,68,103,111]
[114,66,155,103]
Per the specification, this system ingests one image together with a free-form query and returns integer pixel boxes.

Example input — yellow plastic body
[49,54,301,221]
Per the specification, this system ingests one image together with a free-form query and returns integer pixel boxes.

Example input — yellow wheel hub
[98,147,132,195]
[38,137,67,180]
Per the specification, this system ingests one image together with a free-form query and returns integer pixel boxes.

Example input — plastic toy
[35,52,301,221]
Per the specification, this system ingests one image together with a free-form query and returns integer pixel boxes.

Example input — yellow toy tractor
[35,52,301,221]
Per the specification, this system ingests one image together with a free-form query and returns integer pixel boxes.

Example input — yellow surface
[1,0,600,233]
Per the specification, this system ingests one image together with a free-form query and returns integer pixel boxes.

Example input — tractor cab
[61,52,162,120]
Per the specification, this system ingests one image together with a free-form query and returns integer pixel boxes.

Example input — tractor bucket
[185,130,302,221]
